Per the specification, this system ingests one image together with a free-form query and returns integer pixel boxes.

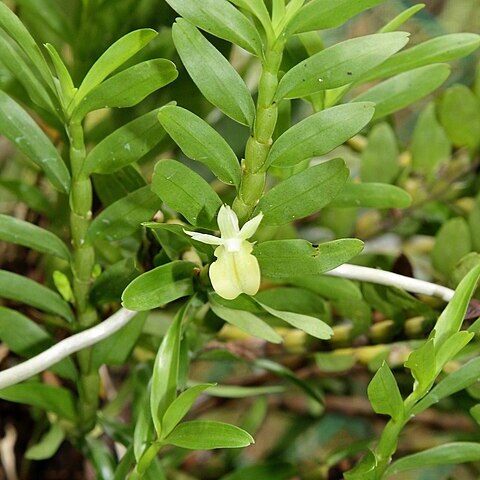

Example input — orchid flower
[184,205,263,300]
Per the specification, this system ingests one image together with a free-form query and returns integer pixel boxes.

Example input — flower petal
[217,204,239,239]
[239,212,264,240]
[184,230,223,245]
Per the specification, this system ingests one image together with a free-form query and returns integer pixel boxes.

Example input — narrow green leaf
[0,214,70,260]
[405,339,436,394]
[362,33,480,82]
[435,331,474,371]
[379,4,425,33]
[122,261,195,311]
[287,0,385,34]
[151,303,188,436]
[330,183,412,209]
[433,263,480,348]
[385,443,480,476]
[266,103,374,168]
[158,105,241,187]
[411,102,451,174]
[172,19,255,127]
[227,0,272,36]
[361,123,399,183]
[73,59,178,119]
[0,383,76,421]
[257,158,349,226]
[0,91,70,193]
[367,362,404,421]
[161,384,213,438]
[152,159,222,229]
[0,270,73,322]
[134,399,154,462]
[83,109,165,175]
[354,64,451,119]
[88,185,162,241]
[74,29,158,104]
[165,420,254,449]
[201,384,284,398]
[254,239,364,279]
[44,43,76,105]
[210,296,282,343]
[257,301,333,339]
[165,0,262,56]
[25,423,65,460]
[275,32,409,100]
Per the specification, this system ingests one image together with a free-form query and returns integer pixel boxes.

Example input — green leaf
[227,0,271,35]
[134,399,154,462]
[122,261,195,311]
[158,105,241,187]
[287,0,385,34]
[0,270,73,322]
[412,357,480,415]
[379,4,425,33]
[0,214,70,260]
[151,303,188,436]
[432,217,472,278]
[404,339,436,394]
[275,32,409,100]
[0,178,51,216]
[329,183,412,209]
[433,263,480,348]
[289,275,362,301]
[172,19,255,127]
[25,423,65,460]
[469,195,480,252]
[266,103,374,168]
[221,463,295,480]
[354,64,451,119]
[435,331,474,371]
[367,362,404,421]
[161,384,213,438]
[83,109,166,175]
[210,296,282,343]
[0,91,70,193]
[257,300,333,339]
[88,185,162,242]
[411,102,451,174]
[256,158,348,225]
[438,84,480,150]
[201,384,284,398]
[144,223,194,261]
[254,239,364,279]
[0,383,76,421]
[361,123,399,183]
[165,0,262,56]
[73,59,178,119]
[385,443,480,476]
[44,43,76,105]
[362,33,480,82]
[164,420,254,449]
[74,29,158,104]
[152,159,222,229]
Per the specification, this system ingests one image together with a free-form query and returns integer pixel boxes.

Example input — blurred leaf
[25,423,65,460]
[221,463,295,480]
[254,239,364,279]
[469,195,480,252]
[289,275,362,301]
[83,109,166,175]
[0,179,51,216]
[172,19,255,127]
[438,84,480,150]
[0,91,70,193]
[266,102,374,168]
[152,159,222,229]
[88,185,162,241]
[330,183,411,209]
[165,0,262,56]
[367,362,404,421]
[165,420,254,449]
[257,158,348,225]
[432,217,472,278]
[122,261,195,311]
[0,214,70,260]
[411,102,451,174]
[0,270,73,322]
[158,105,241,187]
[361,123,399,184]
[379,4,425,33]
[275,32,409,100]
[201,384,284,398]
[0,383,76,421]
[354,64,451,119]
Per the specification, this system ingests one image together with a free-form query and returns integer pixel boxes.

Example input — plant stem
[233,39,285,223]
[68,119,99,433]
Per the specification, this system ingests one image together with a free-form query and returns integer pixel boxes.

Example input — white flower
[184,205,263,300]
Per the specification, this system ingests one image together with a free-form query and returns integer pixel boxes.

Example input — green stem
[233,40,285,223]
[68,119,99,433]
